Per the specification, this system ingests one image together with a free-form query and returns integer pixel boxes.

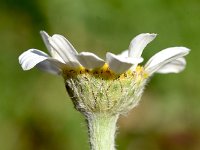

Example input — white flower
[19,31,190,76]
[18,31,191,150]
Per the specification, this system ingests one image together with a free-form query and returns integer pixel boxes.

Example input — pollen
[62,63,148,81]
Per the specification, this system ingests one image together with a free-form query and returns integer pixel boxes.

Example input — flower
[18,31,190,150]
[19,31,190,77]
[19,31,190,114]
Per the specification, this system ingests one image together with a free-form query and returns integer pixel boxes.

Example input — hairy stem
[86,113,119,150]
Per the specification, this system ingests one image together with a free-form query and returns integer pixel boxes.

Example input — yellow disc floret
[62,63,148,80]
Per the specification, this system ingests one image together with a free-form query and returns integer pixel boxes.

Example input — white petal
[118,50,128,57]
[145,47,190,74]
[49,34,80,67]
[76,52,105,70]
[19,49,64,75]
[129,33,157,58]
[156,57,186,74]
[40,31,52,54]
[106,52,134,74]
[118,50,144,64]
[40,31,65,63]
[36,59,64,75]
[19,49,49,70]
[52,34,78,54]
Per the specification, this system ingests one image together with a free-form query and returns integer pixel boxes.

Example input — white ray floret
[144,47,190,75]
[156,57,186,74]
[49,34,80,68]
[40,31,65,63]
[19,31,190,77]
[110,33,157,73]
[76,52,105,70]
[106,52,134,74]
[128,33,157,58]
[19,49,64,74]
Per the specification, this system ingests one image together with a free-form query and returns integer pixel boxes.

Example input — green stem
[86,113,119,150]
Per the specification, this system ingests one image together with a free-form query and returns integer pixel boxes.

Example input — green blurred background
[0,0,199,149]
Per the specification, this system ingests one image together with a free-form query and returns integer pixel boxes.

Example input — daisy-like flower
[19,31,190,150]
[19,32,189,76]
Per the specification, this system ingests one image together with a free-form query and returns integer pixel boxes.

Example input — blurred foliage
[0,0,200,149]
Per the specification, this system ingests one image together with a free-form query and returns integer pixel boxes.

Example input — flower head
[19,31,190,114]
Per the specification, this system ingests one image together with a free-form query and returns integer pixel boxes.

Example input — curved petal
[36,59,65,75]
[19,49,49,70]
[19,49,64,75]
[49,34,80,67]
[118,50,128,57]
[106,52,134,74]
[145,47,190,75]
[117,50,144,71]
[40,31,65,63]
[156,57,186,74]
[128,33,157,58]
[76,52,105,70]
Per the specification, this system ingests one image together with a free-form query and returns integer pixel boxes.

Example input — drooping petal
[145,47,190,74]
[36,59,65,75]
[40,31,65,63]
[156,57,186,74]
[129,33,157,58]
[106,52,135,74]
[19,49,64,75]
[49,34,80,67]
[76,52,105,70]
[19,49,49,70]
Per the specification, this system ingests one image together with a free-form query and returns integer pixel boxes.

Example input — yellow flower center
[62,63,148,80]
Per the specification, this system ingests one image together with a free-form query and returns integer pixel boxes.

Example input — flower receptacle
[64,66,148,115]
